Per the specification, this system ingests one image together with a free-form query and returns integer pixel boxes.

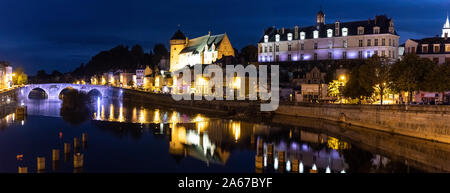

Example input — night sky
[0,0,448,75]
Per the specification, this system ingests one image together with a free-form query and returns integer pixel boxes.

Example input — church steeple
[442,13,450,38]
[316,10,325,25]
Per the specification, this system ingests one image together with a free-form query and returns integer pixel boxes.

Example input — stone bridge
[19,83,118,100]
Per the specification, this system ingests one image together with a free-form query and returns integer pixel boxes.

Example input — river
[0,96,449,173]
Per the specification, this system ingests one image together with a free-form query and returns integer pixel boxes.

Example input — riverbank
[123,89,450,144]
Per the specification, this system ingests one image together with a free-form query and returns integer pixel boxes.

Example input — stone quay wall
[276,103,450,144]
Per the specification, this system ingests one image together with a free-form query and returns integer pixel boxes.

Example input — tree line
[342,54,450,104]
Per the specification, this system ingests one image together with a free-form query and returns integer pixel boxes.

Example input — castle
[169,30,235,72]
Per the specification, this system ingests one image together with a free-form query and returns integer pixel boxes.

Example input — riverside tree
[423,61,450,103]
[358,55,390,105]
[343,66,372,103]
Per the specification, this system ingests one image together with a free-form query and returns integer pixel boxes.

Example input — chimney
[282,27,285,34]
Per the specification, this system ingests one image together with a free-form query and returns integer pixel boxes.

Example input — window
[301,54,304,60]
[264,56,267,61]
[328,41,333,49]
[359,40,363,47]
[411,47,416,53]
[374,50,378,56]
[446,44,450,52]
[367,39,371,46]
[269,46,272,52]
[382,38,385,46]
[264,35,269,43]
[275,45,279,52]
[374,39,379,46]
[288,44,292,51]
[287,33,293,41]
[422,45,428,53]
[358,51,363,59]
[301,44,304,50]
[373,26,380,34]
[389,39,392,46]
[288,54,292,61]
[264,46,267,52]
[342,28,348,36]
[434,45,440,53]
[300,32,305,40]
[314,53,318,60]
[275,34,280,42]
[382,50,385,57]
[343,40,348,48]
[276,55,279,61]
[327,29,333,38]
[313,30,319,39]
[343,51,347,59]
[357,27,364,35]
[314,42,318,49]
[328,52,332,59]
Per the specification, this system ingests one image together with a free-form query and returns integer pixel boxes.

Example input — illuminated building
[169,30,235,72]
[0,63,13,89]
[258,10,399,62]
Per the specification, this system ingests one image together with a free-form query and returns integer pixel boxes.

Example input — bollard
[82,133,87,143]
[64,143,71,154]
[278,151,285,163]
[37,157,45,171]
[52,149,60,161]
[74,137,80,149]
[18,166,28,173]
[73,153,84,168]
[255,155,263,169]
[267,144,273,156]
[292,159,299,172]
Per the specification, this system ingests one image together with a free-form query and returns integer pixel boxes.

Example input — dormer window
[373,26,380,34]
[287,33,293,41]
[313,30,319,39]
[275,34,280,42]
[264,35,268,43]
[211,43,215,51]
[327,29,333,38]
[357,26,364,35]
[300,32,305,40]
[342,28,348,37]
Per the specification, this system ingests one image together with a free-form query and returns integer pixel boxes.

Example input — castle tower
[170,29,187,72]
[316,10,325,25]
[442,13,450,38]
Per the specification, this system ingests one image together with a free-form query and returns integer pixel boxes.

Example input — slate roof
[259,15,398,43]
[410,37,450,54]
[171,29,186,40]
[180,34,225,54]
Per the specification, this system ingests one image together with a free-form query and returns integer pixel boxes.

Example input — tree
[240,45,258,64]
[358,56,390,105]
[343,66,372,103]
[389,54,435,103]
[423,62,450,103]
[12,67,28,85]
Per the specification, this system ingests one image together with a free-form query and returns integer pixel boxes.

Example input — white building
[258,11,399,63]
[404,15,450,64]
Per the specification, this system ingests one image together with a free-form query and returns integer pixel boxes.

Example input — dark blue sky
[0,0,448,75]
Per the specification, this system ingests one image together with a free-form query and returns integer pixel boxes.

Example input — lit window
[275,34,280,42]
[357,27,364,35]
[445,44,450,52]
[342,28,348,37]
[264,35,268,43]
[313,30,319,39]
[287,33,293,41]
[300,32,305,40]
[327,29,333,38]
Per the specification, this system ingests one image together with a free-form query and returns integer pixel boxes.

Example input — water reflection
[0,97,449,173]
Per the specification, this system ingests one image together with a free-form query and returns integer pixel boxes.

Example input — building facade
[169,30,235,72]
[258,11,399,63]
[404,16,450,64]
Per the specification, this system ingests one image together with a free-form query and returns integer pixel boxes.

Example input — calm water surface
[0,98,449,173]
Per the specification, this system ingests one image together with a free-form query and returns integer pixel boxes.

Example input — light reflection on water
[0,98,445,173]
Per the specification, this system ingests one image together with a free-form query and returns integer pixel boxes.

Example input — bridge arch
[28,87,49,99]
[58,86,78,100]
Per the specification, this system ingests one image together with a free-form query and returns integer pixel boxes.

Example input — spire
[445,13,450,28]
